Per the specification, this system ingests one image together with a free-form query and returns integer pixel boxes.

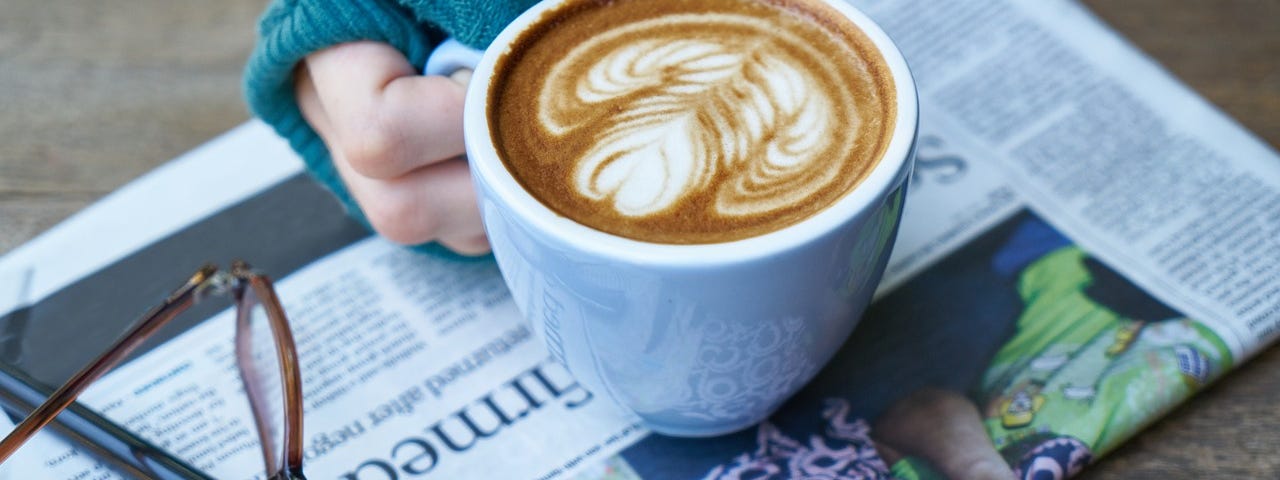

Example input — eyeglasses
[0,262,306,479]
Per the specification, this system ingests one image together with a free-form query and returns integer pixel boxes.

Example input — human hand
[295,41,489,255]
[875,388,1016,480]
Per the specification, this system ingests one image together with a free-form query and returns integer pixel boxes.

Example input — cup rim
[464,0,918,267]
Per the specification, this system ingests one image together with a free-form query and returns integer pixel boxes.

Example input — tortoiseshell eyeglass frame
[0,262,305,480]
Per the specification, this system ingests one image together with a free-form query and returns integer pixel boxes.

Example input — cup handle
[424,38,484,76]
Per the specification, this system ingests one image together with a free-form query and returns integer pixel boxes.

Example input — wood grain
[0,0,266,252]
[0,0,1276,477]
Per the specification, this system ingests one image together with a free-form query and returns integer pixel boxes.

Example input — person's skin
[294,41,491,256]
[874,388,1016,480]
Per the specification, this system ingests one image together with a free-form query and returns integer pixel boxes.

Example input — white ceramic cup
[427,0,917,437]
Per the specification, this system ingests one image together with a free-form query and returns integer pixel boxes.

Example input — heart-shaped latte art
[538,14,861,218]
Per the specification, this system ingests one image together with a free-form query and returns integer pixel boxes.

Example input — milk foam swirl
[538,14,860,217]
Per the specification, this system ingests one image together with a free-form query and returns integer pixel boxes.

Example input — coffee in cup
[488,0,897,244]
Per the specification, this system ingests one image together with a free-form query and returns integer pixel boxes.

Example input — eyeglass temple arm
[0,266,219,463]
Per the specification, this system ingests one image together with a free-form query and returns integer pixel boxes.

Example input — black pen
[0,362,210,479]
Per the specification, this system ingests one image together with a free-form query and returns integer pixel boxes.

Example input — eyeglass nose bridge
[192,260,265,303]
[193,270,241,303]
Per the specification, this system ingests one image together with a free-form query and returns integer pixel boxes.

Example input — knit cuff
[404,0,538,49]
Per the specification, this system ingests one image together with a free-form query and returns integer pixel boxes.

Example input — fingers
[875,388,1015,480]
[295,64,333,138]
[306,41,468,179]
[331,149,490,255]
[295,42,490,255]
[438,233,492,257]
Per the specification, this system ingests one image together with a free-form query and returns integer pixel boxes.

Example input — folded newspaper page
[0,0,1276,478]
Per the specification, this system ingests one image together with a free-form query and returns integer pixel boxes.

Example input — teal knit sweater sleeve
[242,0,537,254]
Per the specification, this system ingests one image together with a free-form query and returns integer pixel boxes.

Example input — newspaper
[1,0,1276,478]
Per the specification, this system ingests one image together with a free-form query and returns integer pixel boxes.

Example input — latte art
[490,0,895,243]
[540,15,858,218]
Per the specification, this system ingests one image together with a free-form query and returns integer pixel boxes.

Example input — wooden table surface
[1,0,1277,477]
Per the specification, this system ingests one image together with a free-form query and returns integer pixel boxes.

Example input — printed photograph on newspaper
[617,210,1233,479]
